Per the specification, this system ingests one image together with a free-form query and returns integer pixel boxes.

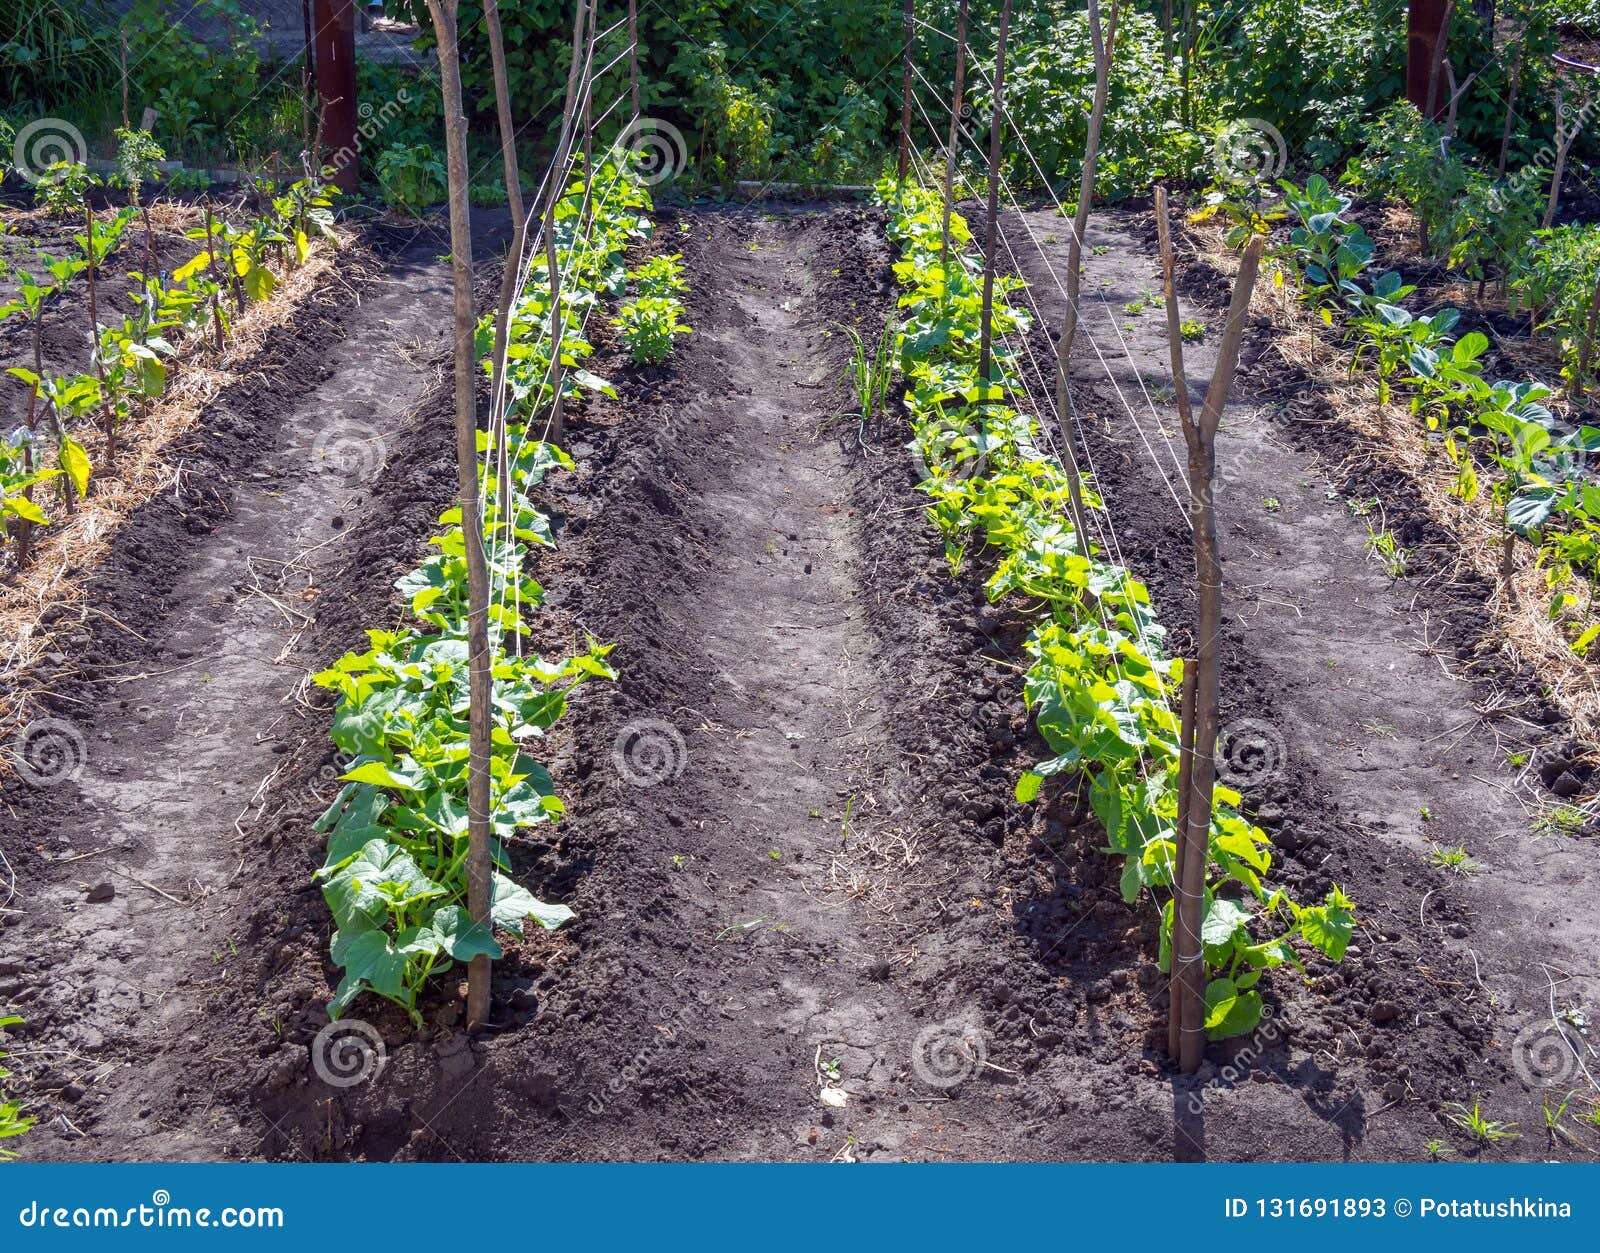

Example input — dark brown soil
[3,197,1596,1164]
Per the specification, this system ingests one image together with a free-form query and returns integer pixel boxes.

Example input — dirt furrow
[1002,206,1600,1158]
[0,228,454,1159]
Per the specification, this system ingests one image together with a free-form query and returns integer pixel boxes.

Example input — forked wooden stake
[423,0,495,1031]
[976,0,1012,387]
[1154,185,1264,1073]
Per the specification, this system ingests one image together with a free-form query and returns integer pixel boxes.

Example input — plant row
[312,155,689,1022]
[874,177,1351,1041]
[1266,172,1600,653]
[1,151,337,571]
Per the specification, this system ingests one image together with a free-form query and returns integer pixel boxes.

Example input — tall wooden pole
[1061,0,1116,357]
[313,0,359,193]
[898,0,915,183]
[939,0,968,272]
[1168,656,1197,1062]
[544,0,590,448]
[976,0,1012,387]
[423,0,494,1030]
[484,0,526,532]
[628,0,640,122]
[581,0,596,229]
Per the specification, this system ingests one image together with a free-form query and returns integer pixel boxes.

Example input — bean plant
[877,178,1351,1040]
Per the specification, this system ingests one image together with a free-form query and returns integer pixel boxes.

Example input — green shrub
[374,143,447,214]
[613,295,690,364]
[983,9,1206,199]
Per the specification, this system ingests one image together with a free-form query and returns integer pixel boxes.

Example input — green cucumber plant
[0,1016,33,1160]
[315,156,671,1022]
[878,176,1351,1041]
[627,253,687,299]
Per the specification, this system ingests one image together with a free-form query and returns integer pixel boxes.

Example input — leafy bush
[31,159,94,215]
[987,8,1206,198]
[374,143,447,214]
[1204,0,1405,168]
[1512,224,1600,387]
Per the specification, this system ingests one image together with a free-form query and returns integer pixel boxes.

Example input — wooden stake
[1180,236,1263,1074]
[1543,84,1589,230]
[301,0,316,177]
[938,0,968,273]
[120,33,130,130]
[628,0,640,122]
[544,0,590,448]
[1061,0,1117,358]
[581,0,596,230]
[1168,657,1197,1062]
[313,0,360,194]
[423,0,494,1032]
[483,0,526,524]
[976,0,1012,388]
[898,0,915,183]
[83,201,115,470]
[1156,187,1264,1071]
[1497,25,1524,176]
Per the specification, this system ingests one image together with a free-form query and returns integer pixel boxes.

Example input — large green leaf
[490,872,574,936]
